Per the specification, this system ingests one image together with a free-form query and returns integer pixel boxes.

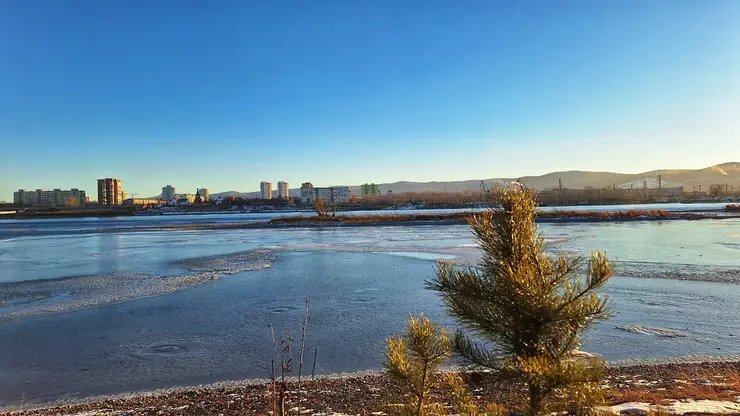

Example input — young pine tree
[384,314,451,416]
[426,184,614,416]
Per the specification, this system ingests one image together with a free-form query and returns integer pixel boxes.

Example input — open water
[0,205,739,406]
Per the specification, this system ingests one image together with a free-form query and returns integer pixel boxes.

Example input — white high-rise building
[277,181,289,199]
[260,181,272,199]
[162,185,176,201]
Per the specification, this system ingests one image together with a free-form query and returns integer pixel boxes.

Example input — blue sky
[1,0,739,199]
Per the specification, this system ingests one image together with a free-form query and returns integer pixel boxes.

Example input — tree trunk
[416,360,428,416]
[528,382,543,416]
[278,382,287,416]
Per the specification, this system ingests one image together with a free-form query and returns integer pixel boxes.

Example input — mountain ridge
[201,162,740,199]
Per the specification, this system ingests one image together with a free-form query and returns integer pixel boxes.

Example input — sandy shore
[5,361,740,415]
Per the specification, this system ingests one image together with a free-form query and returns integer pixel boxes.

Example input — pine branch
[453,331,503,370]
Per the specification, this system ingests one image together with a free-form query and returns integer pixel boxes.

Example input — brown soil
[6,362,740,415]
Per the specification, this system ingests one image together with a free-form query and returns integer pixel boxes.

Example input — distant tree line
[709,184,739,197]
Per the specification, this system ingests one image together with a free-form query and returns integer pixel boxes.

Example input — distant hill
[207,162,740,198]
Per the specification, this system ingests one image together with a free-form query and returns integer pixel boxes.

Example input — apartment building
[97,178,124,205]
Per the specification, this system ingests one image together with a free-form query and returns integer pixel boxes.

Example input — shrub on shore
[386,185,613,416]
[384,314,508,416]
[384,314,451,416]
[427,185,613,416]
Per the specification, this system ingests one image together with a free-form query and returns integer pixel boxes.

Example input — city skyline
[6,160,740,203]
[2,1,740,200]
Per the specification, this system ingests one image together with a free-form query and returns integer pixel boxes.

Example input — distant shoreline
[17,210,730,235]
[266,210,734,226]
[2,201,738,220]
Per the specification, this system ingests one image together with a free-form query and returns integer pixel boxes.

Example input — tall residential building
[13,188,86,206]
[197,188,210,201]
[162,185,176,201]
[260,181,272,199]
[277,182,289,199]
[97,178,124,205]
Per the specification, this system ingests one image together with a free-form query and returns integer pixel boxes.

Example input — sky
[1,0,740,200]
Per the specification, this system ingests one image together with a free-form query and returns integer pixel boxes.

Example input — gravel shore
[5,361,740,415]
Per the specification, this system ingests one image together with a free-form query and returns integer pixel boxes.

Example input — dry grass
[606,367,740,406]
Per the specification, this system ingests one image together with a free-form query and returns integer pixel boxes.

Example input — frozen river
[0,210,739,406]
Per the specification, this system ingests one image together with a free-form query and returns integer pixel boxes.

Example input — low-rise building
[300,184,351,204]
[175,194,196,204]
[170,198,191,207]
[124,198,166,206]
[13,188,87,206]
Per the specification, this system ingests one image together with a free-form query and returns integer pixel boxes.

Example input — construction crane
[480,180,491,198]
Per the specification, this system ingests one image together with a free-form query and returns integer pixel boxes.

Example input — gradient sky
[1,0,739,199]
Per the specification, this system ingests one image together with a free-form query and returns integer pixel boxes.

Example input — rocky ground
[5,362,740,415]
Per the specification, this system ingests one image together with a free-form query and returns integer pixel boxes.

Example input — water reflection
[95,233,123,274]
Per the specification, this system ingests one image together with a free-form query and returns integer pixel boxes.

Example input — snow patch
[616,325,687,338]
[605,399,740,414]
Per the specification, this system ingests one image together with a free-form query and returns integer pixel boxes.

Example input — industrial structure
[536,175,684,204]
[277,181,289,199]
[13,188,87,206]
[479,180,492,199]
[260,181,272,199]
[97,178,124,205]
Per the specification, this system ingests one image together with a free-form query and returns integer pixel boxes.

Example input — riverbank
[5,360,740,415]
[2,207,137,219]
[39,210,733,236]
[2,202,737,220]
[268,210,731,226]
